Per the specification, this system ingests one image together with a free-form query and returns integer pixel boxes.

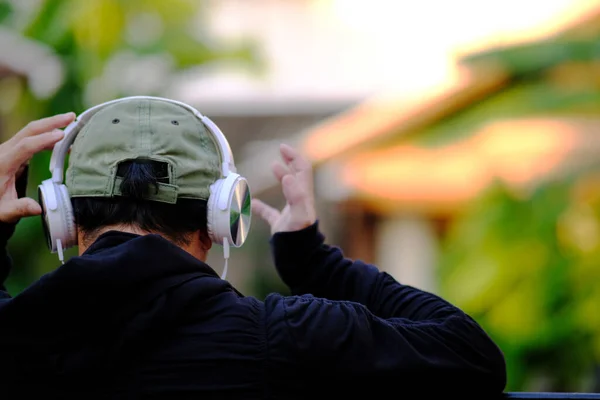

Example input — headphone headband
[49,96,235,183]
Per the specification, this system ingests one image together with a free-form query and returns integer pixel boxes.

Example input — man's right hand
[251,144,317,235]
[0,113,75,224]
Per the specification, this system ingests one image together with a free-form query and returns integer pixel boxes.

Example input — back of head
[65,98,222,247]
[65,99,221,244]
[38,96,252,266]
[71,163,209,247]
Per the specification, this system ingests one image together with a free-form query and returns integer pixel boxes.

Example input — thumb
[0,198,42,224]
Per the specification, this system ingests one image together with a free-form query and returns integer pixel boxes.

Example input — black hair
[72,160,208,246]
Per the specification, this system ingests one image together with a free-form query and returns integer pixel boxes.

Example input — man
[0,97,506,398]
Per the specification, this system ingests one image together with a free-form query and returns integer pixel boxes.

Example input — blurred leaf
[464,38,600,78]
[438,174,600,391]
[0,0,13,24]
[70,0,125,60]
[23,0,70,45]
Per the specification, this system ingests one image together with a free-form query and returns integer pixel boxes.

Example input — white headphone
[38,96,251,276]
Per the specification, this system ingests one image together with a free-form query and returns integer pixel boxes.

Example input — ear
[199,230,213,252]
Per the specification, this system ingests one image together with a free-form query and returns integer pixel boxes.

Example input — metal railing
[505,394,600,399]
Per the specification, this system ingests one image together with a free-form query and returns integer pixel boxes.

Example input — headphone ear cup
[38,180,77,253]
[206,178,223,245]
[207,173,251,248]
[57,184,77,248]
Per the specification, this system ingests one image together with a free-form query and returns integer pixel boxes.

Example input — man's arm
[254,144,506,393]
[266,293,507,394]
[271,221,461,320]
[266,223,507,393]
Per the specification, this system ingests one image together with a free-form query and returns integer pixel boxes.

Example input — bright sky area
[179,0,598,105]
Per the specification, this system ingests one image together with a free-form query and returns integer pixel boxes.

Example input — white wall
[374,214,439,293]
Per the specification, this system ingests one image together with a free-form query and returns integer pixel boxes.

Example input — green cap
[65,97,222,203]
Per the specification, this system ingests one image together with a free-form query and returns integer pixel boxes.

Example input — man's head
[38,96,251,261]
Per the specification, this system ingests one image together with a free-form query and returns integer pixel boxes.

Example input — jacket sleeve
[0,222,15,299]
[0,166,30,300]
[264,222,507,394]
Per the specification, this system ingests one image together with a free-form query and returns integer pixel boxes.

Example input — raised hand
[251,144,317,235]
[0,113,75,223]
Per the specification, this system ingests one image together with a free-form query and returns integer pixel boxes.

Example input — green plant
[438,175,600,391]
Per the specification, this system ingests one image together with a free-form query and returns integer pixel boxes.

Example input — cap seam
[105,163,117,197]
[191,117,223,179]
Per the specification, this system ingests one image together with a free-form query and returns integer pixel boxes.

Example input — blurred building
[241,2,600,293]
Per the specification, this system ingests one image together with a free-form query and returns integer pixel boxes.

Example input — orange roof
[338,118,582,212]
[301,63,509,165]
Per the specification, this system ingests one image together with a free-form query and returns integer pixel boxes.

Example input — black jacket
[0,220,506,398]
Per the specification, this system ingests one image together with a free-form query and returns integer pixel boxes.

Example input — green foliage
[438,173,600,391]
[0,1,11,23]
[2,0,257,115]
[400,32,600,392]
[463,37,600,78]
[404,80,600,148]
[393,36,600,150]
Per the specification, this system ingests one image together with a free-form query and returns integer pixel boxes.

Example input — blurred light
[302,65,508,164]
[183,0,596,119]
[342,144,489,204]
[0,27,64,99]
[559,203,600,253]
[323,0,596,54]
[126,12,165,47]
[340,119,577,205]
[474,119,576,185]
[84,77,118,109]
[301,0,597,165]
[315,0,595,92]
[84,50,175,107]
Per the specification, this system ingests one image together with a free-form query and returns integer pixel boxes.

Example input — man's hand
[0,113,75,224]
[252,144,317,235]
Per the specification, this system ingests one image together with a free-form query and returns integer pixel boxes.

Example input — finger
[10,129,60,178]
[0,198,42,224]
[15,112,75,140]
[41,129,64,150]
[251,199,280,227]
[9,129,64,167]
[281,175,316,230]
[281,174,306,206]
[272,161,290,183]
[280,143,311,173]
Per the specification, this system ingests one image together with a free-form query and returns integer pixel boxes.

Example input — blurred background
[1,0,600,393]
